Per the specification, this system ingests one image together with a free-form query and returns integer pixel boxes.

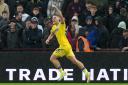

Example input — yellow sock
[59,68,64,73]
[82,69,88,75]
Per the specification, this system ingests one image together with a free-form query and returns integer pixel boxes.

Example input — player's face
[52,16,60,25]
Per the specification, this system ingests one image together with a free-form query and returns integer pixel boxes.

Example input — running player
[45,5,90,82]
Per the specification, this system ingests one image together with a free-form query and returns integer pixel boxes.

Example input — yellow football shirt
[51,23,71,48]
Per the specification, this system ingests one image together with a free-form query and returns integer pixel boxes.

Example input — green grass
[0,83,127,85]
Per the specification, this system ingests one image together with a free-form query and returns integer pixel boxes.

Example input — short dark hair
[17,4,24,8]
[33,7,40,11]
[123,29,128,32]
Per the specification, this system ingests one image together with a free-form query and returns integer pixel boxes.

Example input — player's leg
[67,56,90,82]
[50,48,66,80]
[67,56,85,69]
[66,50,90,82]
[50,55,61,68]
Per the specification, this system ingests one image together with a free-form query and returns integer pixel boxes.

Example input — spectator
[14,12,25,28]
[115,0,128,14]
[84,16,98,50]
[22,17,43,48]
[119,29,128,52]
[25,19,31,30]
[95,16,109,48]
[66,0,82,23]
[111,21,126,48]
[0,11,9,28]
[89,3,98,20]
[31,7,44,26]
[80,1,98,26]
[76,28,93,52]
[26,0,48,17]
[115,7,128,28]
[67,15,82,50]
[32,17,44,34]
[103,5,117,33]
[0,11,9,48]
[79,1,92,26]
[16,4,30,22]
[0,19,23,48]
[0,0,9,18]
[47,0,64,16]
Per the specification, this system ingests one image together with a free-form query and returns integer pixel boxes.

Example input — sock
[82,67,88,75]
[57,66,64,73]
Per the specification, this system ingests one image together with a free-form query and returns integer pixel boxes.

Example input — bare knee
[50,56,56,62]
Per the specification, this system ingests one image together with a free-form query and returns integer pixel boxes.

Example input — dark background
[0,51,128,83]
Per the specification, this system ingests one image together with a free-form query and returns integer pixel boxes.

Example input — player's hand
[45,39,50,45]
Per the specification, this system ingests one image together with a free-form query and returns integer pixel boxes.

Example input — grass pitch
[0,83,127,85]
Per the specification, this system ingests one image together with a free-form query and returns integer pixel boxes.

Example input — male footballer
[45,5,90,82]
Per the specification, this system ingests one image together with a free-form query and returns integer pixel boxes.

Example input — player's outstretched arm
[52,5,65,23]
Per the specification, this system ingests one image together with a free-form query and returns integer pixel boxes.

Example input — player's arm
[52,5,65,23]
[45,23,61,44]
[45,32,54,45]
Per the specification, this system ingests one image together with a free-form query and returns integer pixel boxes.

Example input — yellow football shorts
[52,46,75,58]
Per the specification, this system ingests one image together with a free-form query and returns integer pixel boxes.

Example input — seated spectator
[119,29,128,52]
[0,0,9,18]
[95,16,109,48]
[67,15,82,50]
[16,4,30,22]
[111,21,126,48]
[76,28,93,52]
[22,17,43,48]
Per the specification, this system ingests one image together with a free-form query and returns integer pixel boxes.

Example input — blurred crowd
[0,0,128,51]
